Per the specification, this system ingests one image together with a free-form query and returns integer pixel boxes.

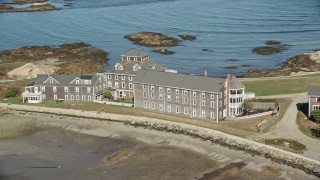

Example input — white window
[43,94,46,100]
[129,76,133,81]
[50,79,53,84]
[219,111,222,118]
[211,101,214,108]
[313,105,320,110]
[159,87,163,92]
[184,107,188,115]
[129,83,132,89]
[65,95,68,100]
[122,82,125,89]
[85,80,89,84]
[122,75,125,80]
[144,101,148,108]
[108,81,112,88]
[151,102,155,109]
[176,89,179,94]
[54,94,57,100]
[115,75,118,80]
[64,87,68,92]
[184,90,188,95]
[193,91,196,97]
[202,93,205,98]
[202,110,205,118]
[159,104,163,111]
[53,86,56,92]
[211,94,215,99]
[75,87,79,92]
[167,95,171,101]
[143,91,147,98]
[71,95,74,100]
[167,88,171,93]
[176,106,179,113]
[159,94,163,100]
[167,105,171,112]
[202,100,206,107]
[143,84,147,90]
[176,96,179,102]
[76,80,79,84]
[151,86,154,91]
[41,86,45,92]
[211,112,215,119]
[151,92,155,99]
[82,95,86,100]
[193,109,196,116]
[76,95,80,100]
[193,99,196,105]
[184,97,188,104]
[87,87,91,93]
[108,74,112,79]
[115,82,119,88]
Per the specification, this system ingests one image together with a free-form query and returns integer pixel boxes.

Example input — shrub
[3,89,20,98]
[103,90,112,99]
[310,110,320,124]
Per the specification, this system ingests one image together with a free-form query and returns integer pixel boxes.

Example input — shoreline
[1,103,320,177]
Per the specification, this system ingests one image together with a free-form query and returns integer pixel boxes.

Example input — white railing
[94,100,133,107]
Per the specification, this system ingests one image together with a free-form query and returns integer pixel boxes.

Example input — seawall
[1,103,320,177]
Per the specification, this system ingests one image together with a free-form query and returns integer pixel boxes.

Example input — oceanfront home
[23,74,104,103]
[133,70,251,121]
[98,49,166,99]
[307,86,320,117]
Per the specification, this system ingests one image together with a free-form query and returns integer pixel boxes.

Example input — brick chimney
[125,63,129,73]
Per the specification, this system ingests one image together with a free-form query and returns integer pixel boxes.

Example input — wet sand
[0,111,318,180]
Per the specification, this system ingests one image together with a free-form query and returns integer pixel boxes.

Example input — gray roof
[308,86,320,96]
[34,74,97,87]
[230,76,244,89]
[107,59,165,75]
[123,49,148,57]
[134,70,225,93]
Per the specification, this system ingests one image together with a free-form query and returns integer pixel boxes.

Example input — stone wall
[1,103,319,177]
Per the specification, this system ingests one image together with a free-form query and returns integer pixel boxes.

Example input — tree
[311,110,320,124]
[103,90,112,99]
[241,100,253,115]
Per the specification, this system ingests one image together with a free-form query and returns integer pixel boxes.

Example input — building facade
[98,49,165,99]
[133,70,231,121]
[308,86,320,117]
[23,74,104,103]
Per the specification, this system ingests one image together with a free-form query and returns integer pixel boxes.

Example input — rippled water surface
[0,0,319,76]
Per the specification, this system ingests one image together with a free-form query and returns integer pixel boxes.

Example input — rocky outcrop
[0,42,108,79]
[0,1,59,13]
[242,51,320,78]
[124,32,179,47]
[1,103,320,178]
[3,0,46,4]
[252,40,290,55]
[7,63,60,79]
[152,48,175,55]
[178,34,196,41]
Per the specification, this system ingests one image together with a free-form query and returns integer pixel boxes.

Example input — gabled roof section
[123,49,148,57]
[34,74,97,87]
[230,76,244,89]
[70,77,80,84]
[308,86,320,96]
[43,76,60,84]
[134,70,225,93]
[115,63,123,70]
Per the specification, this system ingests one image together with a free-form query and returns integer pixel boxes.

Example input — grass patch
[264,138,306,153]
[241,76,320,96]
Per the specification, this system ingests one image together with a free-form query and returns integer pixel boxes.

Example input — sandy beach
[0,110,318,180]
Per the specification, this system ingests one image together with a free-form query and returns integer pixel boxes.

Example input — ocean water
[0,0,319,76]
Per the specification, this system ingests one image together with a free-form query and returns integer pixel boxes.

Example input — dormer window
[115,63,123,70]
[133,64,141,71]
[76,80,79,84]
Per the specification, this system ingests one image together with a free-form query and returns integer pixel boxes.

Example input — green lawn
[241,76,320,96]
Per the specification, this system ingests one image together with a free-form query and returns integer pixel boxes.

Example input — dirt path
[258,93,320,161]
